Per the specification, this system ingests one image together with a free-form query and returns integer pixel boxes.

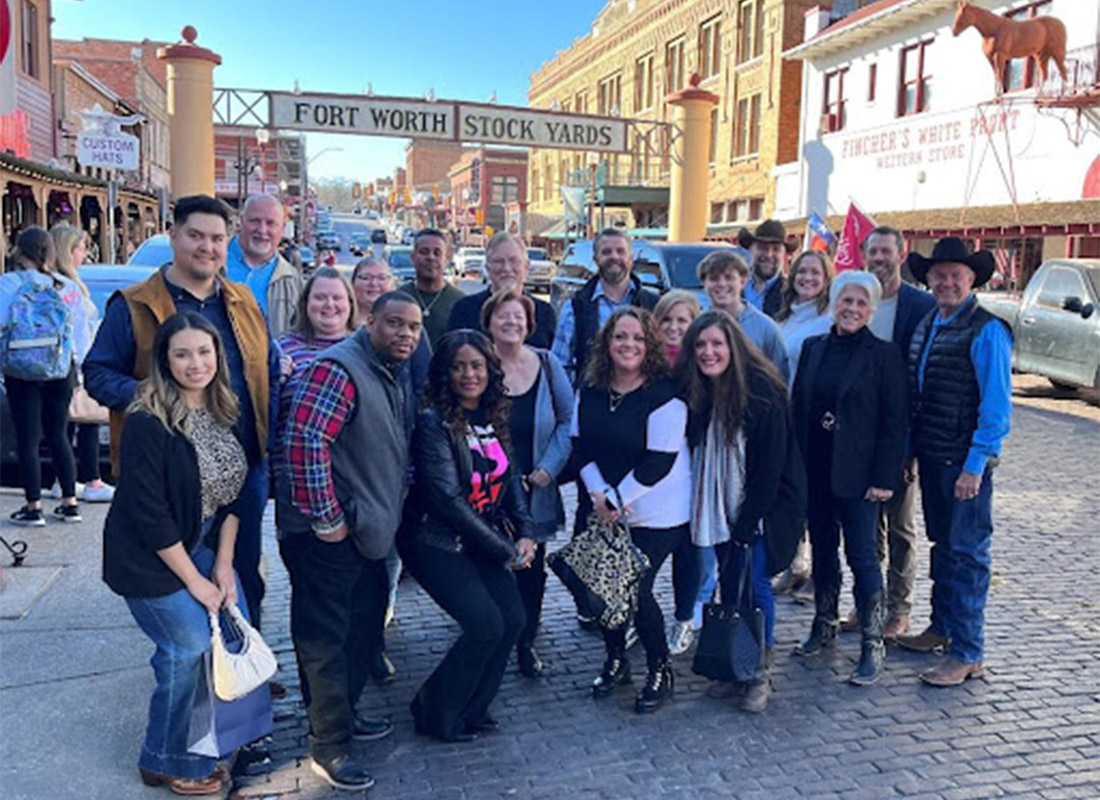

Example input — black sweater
[102,411,233,598]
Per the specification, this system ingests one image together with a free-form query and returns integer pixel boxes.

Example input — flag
[805,212,837,252]
[833,203,877,272]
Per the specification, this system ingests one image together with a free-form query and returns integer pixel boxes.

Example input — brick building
[448,147,528,244]
[405,139,470,193]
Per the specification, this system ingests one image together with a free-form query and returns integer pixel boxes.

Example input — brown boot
[883,615,910,641]
[919,657,984,687]
[739,677,771,713]
[896,626,948,653]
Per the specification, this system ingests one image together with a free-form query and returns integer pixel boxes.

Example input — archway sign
[218,88,632,153]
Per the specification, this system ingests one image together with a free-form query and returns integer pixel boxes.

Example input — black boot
[635,660,674,713]
[794,583,840,656]
[849,590,886,686]
[592,644,631,698]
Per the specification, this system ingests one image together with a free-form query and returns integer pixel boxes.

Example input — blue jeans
[920,462,994,664]
[385,544,401,611]
[807,481,884,611]
[715,537,776,648]
[234,461,268,629]
[692,546,719,628]
[125,545,247,779]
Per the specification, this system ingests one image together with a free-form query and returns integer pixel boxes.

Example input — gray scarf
[690,417,745,547]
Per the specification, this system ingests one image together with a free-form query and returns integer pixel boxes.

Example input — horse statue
[952,0,1068,93]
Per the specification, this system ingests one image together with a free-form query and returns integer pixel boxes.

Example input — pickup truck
[979,258,1100,398]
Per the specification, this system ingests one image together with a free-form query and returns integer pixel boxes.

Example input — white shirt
[869,293,899,342]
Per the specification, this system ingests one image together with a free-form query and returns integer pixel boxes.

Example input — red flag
[833,203,877,272]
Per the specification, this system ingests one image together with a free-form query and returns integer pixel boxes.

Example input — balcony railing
[1036,42,1099,105]
[563,161,670,189]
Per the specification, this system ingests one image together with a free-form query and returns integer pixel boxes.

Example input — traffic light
[432,183,441,200]
[484,225,495,238]
[352,181,361,199]
[403,188,412,205]
[475,208,484,226]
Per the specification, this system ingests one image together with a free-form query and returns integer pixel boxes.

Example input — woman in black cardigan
[102,312,255,795]
[791,271,908,686]
[400,330,536,742]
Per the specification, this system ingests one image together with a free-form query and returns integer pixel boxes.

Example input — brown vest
[109,269,270,474]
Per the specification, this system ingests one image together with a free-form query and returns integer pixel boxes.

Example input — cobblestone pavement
[232,402,1100,800]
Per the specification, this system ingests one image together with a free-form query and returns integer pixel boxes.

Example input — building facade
[782,0,1099,284]
[526,0,818,241]
[448,147,528,244]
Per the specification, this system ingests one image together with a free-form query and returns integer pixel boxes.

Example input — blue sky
[53,0,607,180]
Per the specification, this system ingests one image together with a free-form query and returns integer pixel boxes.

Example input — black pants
[514,542,547,647]
[278,534,312,707]
[404,542,524,740]
[5,372,76,503]
[70,422,101,483]
[290,535,389,761]
[671,533,701,624]
[603,524,685,671]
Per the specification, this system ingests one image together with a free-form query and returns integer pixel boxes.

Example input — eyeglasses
[355,274,391,284]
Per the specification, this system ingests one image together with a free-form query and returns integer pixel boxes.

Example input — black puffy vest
[569,275,658,379]
[908,299,1003,465]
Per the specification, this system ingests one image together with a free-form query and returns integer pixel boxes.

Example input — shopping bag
[691,545,765,684]
[187,652,273,758]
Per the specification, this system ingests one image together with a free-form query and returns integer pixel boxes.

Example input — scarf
[690,416,746,547]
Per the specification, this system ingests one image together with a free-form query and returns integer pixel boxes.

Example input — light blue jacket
[526,349,573,540]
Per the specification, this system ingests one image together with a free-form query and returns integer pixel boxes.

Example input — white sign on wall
[77,131,140,170]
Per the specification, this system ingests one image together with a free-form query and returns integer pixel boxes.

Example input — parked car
[979,258,1100,400]
[454,247,486,281]
[387,245,416,283]
[299,245,316,271]
[316,230,341,251]
[349,233,371,256]
[400,227,417,246]
[128,234,173,268]
[525,248,557,294]
[1,264,157,484]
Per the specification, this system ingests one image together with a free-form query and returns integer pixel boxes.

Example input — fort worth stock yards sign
[270,92,629,153]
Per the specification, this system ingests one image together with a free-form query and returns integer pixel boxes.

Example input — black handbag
[692,544,765,684]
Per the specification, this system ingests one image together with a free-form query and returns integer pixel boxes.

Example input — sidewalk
[2,402,1098,799]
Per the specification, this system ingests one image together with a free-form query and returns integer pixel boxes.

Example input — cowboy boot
[794,582,840,656]
[849,590,886,686]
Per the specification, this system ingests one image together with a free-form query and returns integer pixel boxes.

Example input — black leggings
[5,371,76,503]
[514,542,547,647]
[603,523,686,671]
[70,422,102,483]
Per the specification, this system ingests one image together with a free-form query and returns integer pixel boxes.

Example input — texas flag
[805,212,837,252]
[833,203,877,272]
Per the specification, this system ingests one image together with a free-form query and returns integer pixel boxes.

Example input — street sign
[268,92,628,153]
[77,131,140,170]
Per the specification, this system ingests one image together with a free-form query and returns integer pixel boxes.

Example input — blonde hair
[653,290,702,327]
[49,223,90,298]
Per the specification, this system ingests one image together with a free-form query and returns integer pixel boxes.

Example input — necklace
[412,285,444,318]
[608,388,627,412]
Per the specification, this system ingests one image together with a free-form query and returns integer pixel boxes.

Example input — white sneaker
[51,482,85,500]
[82,483,116,503]
[667,620,695,655]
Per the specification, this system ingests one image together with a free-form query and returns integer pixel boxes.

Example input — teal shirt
[226,237,277,317]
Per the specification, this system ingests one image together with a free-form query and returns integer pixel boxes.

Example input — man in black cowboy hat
[738,219,795,319]
[896,237,1012,688]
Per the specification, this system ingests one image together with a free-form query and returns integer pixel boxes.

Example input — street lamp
[308,147,344,165]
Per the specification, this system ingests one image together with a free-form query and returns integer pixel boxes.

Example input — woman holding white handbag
[103,312,263,796]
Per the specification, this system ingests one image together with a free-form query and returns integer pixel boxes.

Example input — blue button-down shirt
[743,273,780,312]
[917,295,1013,475]
[737,303,790,381]
[226,236,277,317]
[552,281,639,383]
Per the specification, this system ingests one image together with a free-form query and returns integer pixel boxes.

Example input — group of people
[0,198,1012,795]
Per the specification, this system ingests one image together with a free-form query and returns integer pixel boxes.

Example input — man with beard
[552,228,658,384]
[738,220,794,319]
[851,227,936,640]
[226,194,303,337]
[398,228,464,348]
[285,291,423,790]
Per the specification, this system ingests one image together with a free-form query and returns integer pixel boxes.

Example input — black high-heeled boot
[592,643,631,698]
[635,660,674,713]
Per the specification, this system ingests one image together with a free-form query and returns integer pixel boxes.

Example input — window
[635,52,655,111]
[898,40,933,117]
[1037,267,1088,310]
[574,90,588,114]
[710,202,725,224]
[708,108,719,164]
[530,168,540,204]
[699,16,722,80]
[738,0,765,63]
[733,94,761,158]
[749,197,764,220]
[491,176,519,204]
[823,67,849,132]
[868,62,877,102]
[1003,1,1053,91]
[730,199,749,221]
[665,36,686,93]
[598,72,622,116]
[21,0,40,79]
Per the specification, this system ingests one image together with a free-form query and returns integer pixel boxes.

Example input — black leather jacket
[406,407,534,564]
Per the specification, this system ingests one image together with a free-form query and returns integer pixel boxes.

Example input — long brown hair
[676,310,786,445]
[583,306,668,390]
[129,312,239,437]
[776,250,833,322]
[9,227,61,288]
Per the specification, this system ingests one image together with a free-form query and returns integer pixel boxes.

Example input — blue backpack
[0,277,75,380]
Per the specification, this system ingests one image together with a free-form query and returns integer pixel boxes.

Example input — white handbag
[208,605,278,701]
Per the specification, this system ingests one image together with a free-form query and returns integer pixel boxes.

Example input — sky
[52,0,608,181]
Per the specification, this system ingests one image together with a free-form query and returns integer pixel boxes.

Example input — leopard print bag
[548,513,651,630]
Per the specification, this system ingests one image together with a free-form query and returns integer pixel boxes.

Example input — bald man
[227,194,303,336]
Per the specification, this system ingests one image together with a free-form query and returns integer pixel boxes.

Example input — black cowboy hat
[737,219,797,253]
[906,237,996,288]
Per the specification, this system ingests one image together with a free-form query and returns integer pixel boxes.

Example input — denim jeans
[715,536,776,648]
[919,461,994,664]
[384,543,401,611]
[125,545,246,779]
[234,461,268,629]
[693,546,719,628]
[807,479,884,612]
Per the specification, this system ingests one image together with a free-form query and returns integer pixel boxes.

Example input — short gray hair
[485,231,528,260]
[830,270,882,314]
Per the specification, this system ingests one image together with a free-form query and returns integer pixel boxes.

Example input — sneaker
[351,714,394,741]
[82,482,115,503]
[9,506,45,527]
[52,505,83,523]
[51,481,85,500]
[667,620,695,656]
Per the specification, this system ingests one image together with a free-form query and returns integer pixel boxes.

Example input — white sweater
[780,300,832,387]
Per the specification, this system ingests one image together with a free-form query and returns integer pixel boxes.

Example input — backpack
[0,277,75,380]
